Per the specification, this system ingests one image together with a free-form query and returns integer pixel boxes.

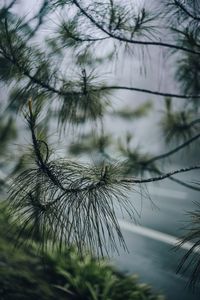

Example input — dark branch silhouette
[72,0,200,55]
[122,165,200,184]
[146,133,200,165]
[173,0,200,22]
[97,85,200,99]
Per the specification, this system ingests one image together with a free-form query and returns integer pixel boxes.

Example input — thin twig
[173,0,200,21]
[188,118,200,128]
[146,133,200,164]
[4,0,17,10]
[168,176,200,192]
[147,166,200,191]
[96,85,200,99]
[122,165,200,184]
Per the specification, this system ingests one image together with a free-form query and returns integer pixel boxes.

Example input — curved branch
[28,102,66,192]
[122,165,200,184]
[97,85,200,99]
[3,45,200,101]
[146,133,200,165]
[173,0,200,22]
[144,166,200,191]
[1,19,62,96]
[61,22,110,43]
[0,49,62,96]
[4,0,17,10]
[188,118,200,128]
[2,21,200,102]
[72,0,200,55]
[28,103,116,196]
[168,176,200,192]
[27,103,200,195]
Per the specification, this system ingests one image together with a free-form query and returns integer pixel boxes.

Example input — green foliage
[0,56,19,83]
[0,115,17,191]
[0,116,17,156]
[8,107,135,256]
[177,201,200,288]
[58,71,110,126]
[54,251,165,300]
[117,133,157,176]
[0,203,165,300]
[176,52,200,104]
[164,1,200,108]
[52,0,157,59]
[113,101,153,120]
[69,133,112,156]
[58,19,83,48]
[161,98,200,143]
[0,204,65,300]
[8,86,47,112]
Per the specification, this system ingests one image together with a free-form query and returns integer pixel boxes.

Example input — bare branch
[96,85,200,99]
[146,133,200,165]
[145,167,200,192]
[168,176,200,192]
[122,165,200,184]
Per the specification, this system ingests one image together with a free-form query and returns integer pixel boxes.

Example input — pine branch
[122,165,200,184]
[147,166,200,192]
[0,20,107,126]
[23,0,50,40]
[4,0,17,10]
[27,101,108,194]
[1,15,200,111]
[142,165,200,191]
[8,102,200,256]
[96,85,200,99]
[8,102,135,255]
[3,44,200,100]
[71,0,200,55]
[98,150,200,192]
[18,102,200,194]
[173,0,200,22]
[61,21,109,43]
[2,40,200,103]
[176,202,200,288]
[0,49,61,96]
[146,132,200,165]
[188,118,200,128]
[168,176,200,192]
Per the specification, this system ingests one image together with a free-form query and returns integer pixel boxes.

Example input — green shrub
[0,203,165,300]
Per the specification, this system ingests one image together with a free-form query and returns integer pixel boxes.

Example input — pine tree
[0,0,200,287]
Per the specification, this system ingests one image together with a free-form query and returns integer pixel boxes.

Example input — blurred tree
[0,0,200,287]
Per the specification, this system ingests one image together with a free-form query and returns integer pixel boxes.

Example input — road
[108,171,200,300]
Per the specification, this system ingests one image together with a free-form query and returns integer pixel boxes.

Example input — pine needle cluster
[8,102,134,256]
